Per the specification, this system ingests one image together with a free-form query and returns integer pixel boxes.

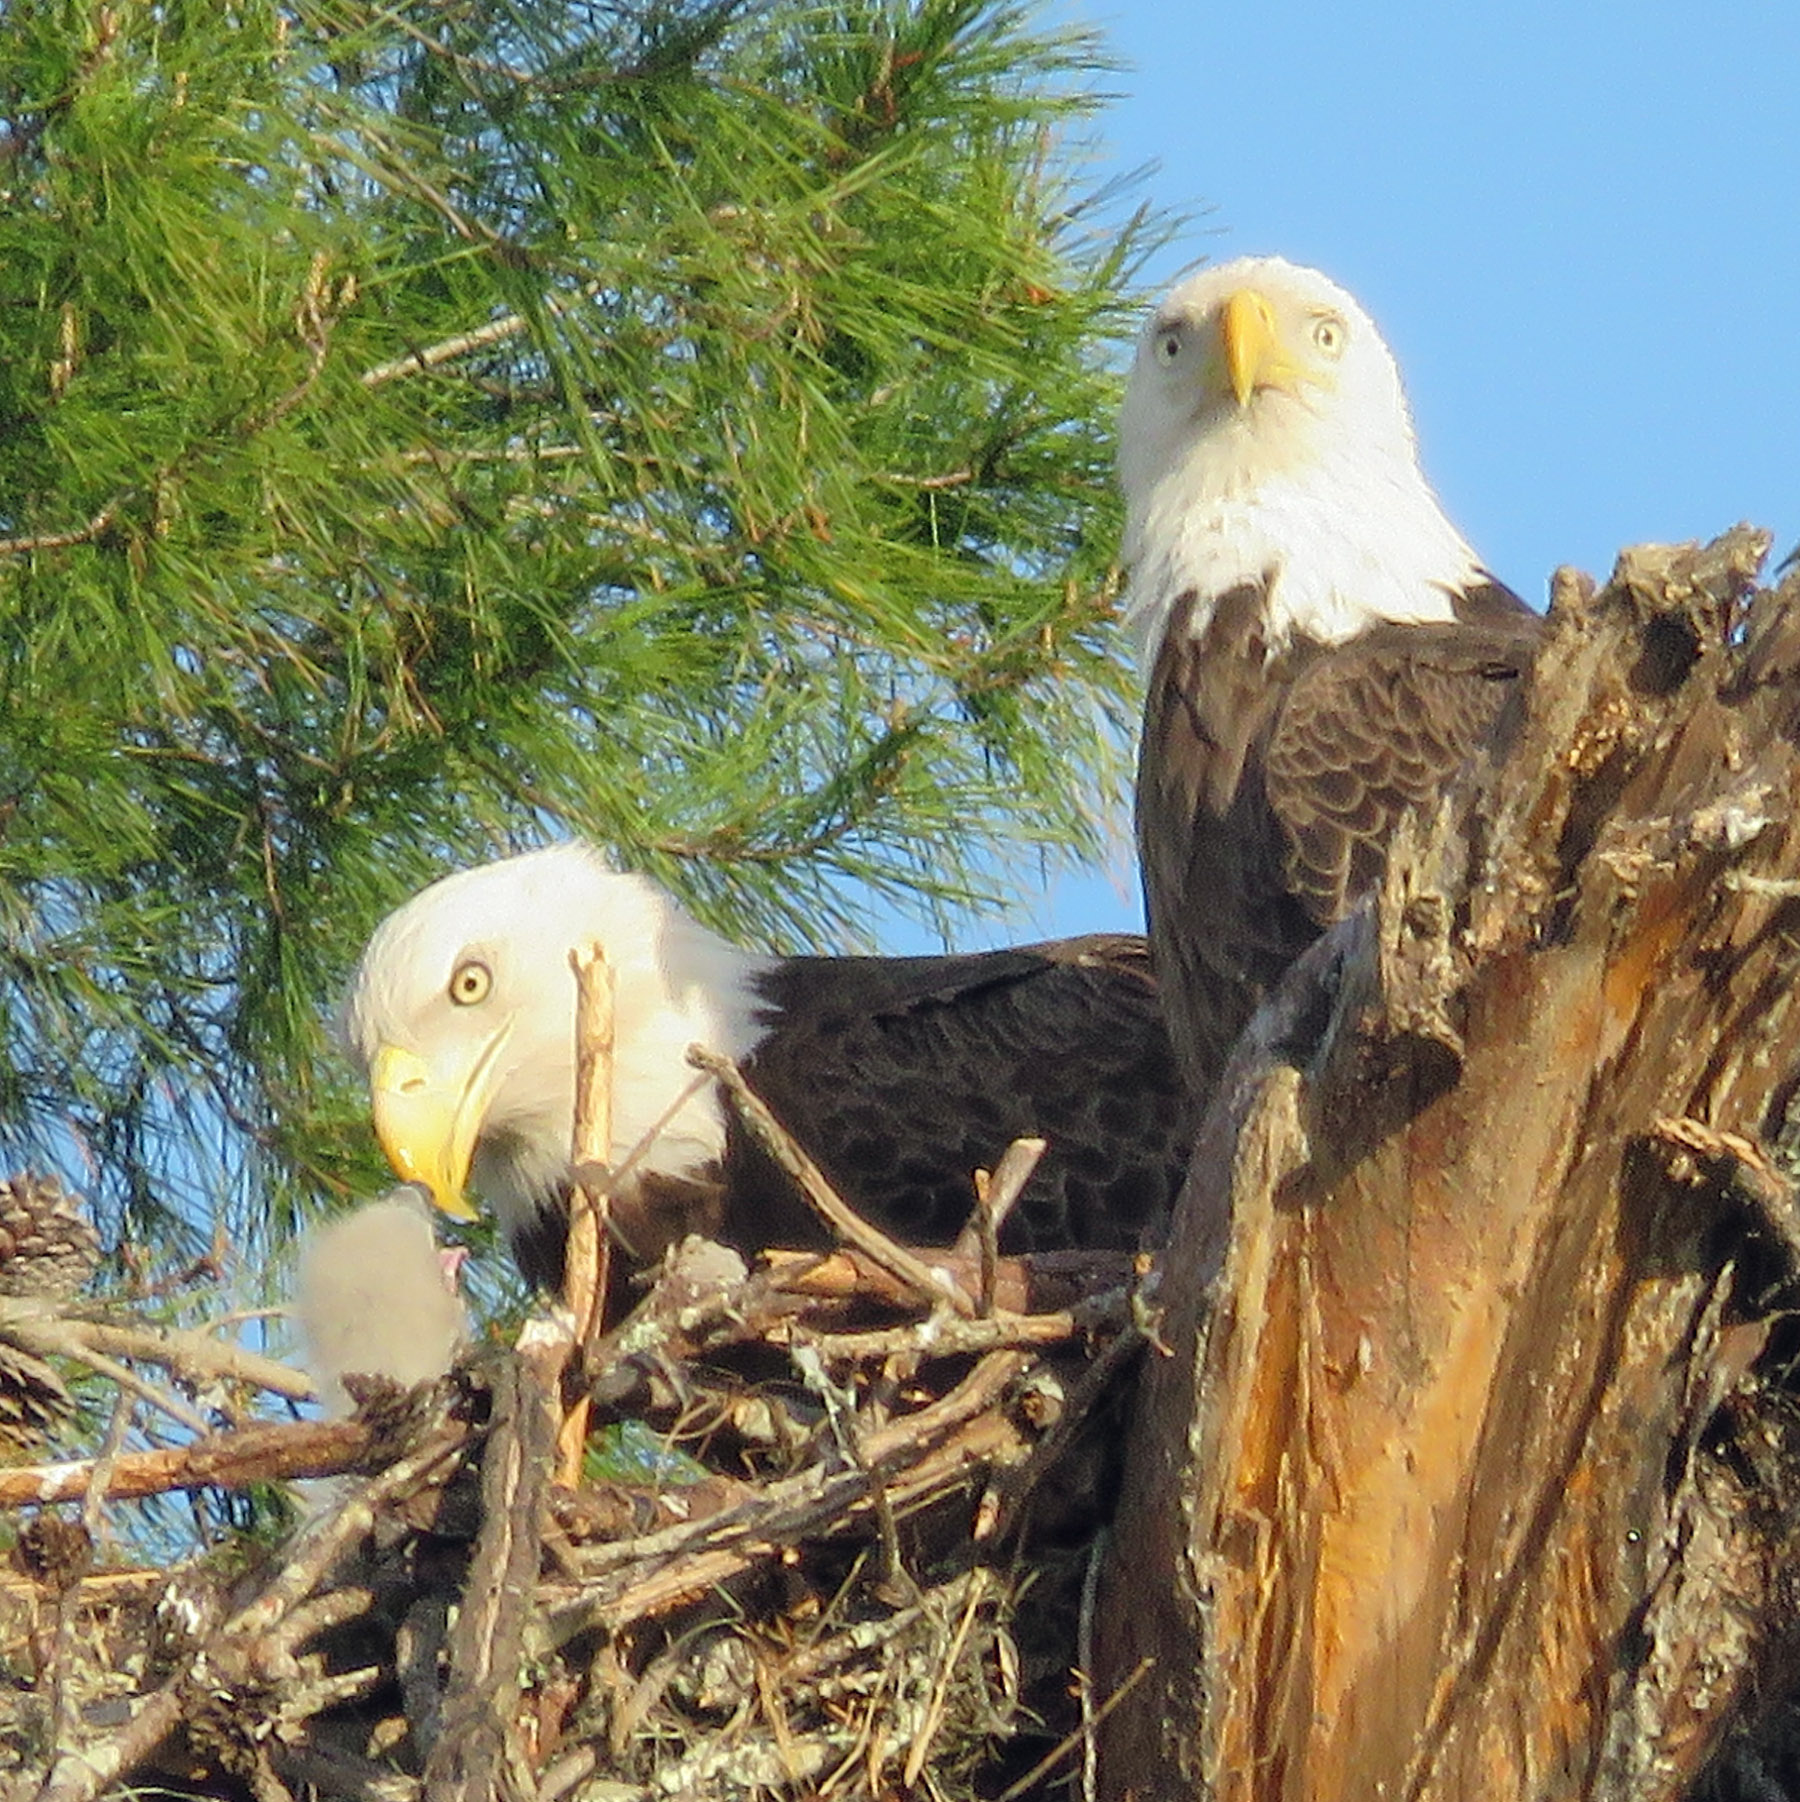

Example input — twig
[267,1589,378,1686]
[688,1045,977,1319]
[790,1338,917,1604]
[44,1527,97,1794]
[361,313,531,388]
[542,1353,1033,1637]
[79,1389,135,1546]
[1078,1530,1107,1802]
[760,1245,1137,1321]
[3,1305,317,1402]
[35,1619,200,1802]
[775,1305,1100,1366]
[991,1318,1145,1544]
[361,270,614,389]
[0,1414,462,1507]
[222,1431,467,1643]
[557,944,616,1484]
[61,1334,212,1437]
[272,1742,420,1801]
[903,1566,992,1787]
[992,1655,1153,1802]
[964,1137,1046,1316]
[0,496,125,558]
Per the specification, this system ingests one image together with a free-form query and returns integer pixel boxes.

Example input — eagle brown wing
[1137,580,1541,1099]
[731,936,1195,1254]
[1266,608,1540,924]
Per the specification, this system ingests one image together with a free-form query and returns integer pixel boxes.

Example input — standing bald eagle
[341,844,1193,1289]
[1119,257,1543,1097]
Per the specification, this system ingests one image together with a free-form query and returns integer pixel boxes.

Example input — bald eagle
[1119,257,1543,1097]
[341,844,1193,1289]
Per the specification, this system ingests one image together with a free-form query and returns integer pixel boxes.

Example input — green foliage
[0,0,1165,1265]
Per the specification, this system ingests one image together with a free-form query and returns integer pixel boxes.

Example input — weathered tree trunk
[1096,529,1800,1802]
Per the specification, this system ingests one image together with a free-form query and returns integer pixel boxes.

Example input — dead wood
[0,1414,453,1507]
[1095,529,1800,1802]
[691,1045,981,1318]
[556,943,616,1484]
[421,1356,555,1802]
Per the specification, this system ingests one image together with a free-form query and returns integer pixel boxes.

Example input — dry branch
[32,1428,467,1802]
[557,943,616,1485]
[423,1357,554,1802]
[689,1044,980,1317]
[0,1414,458,1507]
[2,1302,318,1403]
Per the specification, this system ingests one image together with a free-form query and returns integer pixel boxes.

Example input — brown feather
[1138,582,1543,1098]
[739,935,1194,1254]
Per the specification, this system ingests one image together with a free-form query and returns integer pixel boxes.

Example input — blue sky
[907,0,1800,952]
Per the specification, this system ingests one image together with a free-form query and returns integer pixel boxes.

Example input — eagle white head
[1117,255,1488,663]
[339,843,774,1251]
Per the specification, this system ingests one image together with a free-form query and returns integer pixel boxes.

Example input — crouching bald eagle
[341,844,1194,1289]
[1119,257,1544,1098]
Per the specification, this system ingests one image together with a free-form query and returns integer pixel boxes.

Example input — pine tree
[0,0,1163,1267]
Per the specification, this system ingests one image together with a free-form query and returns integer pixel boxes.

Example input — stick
[772,1307,1100,1366]
[688,1045,977,1319]
[541,1351,1033,1638]
[992,1656,1154,1802]
[2,1306,316,1403]
[965,1137,1046,1316]
[759,1245,1136,1320]
[0,1415,459,1507]
[990,1318,1146,1543]
[423,1357,554,1802]
[557,943,615,1486]
[904,1566,991,1787]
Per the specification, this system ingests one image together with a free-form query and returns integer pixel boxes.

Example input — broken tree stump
[1096,528,1800,1802]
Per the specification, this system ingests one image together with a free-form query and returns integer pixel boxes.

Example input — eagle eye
[1311,313,1346,357]
[448,959,492,1007]
[1153,326,1184,366]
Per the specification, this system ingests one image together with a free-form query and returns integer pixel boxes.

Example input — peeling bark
[1097,530,1800,1802]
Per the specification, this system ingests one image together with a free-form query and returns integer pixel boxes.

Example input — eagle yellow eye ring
[1311,314,1346,356]
[448,959,492,1007]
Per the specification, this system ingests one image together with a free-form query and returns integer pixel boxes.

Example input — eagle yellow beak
[368,1033,513,1224]
[1219,287,1293,408]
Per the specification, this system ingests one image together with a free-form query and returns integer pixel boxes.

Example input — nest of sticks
[0,1046,1150,1802]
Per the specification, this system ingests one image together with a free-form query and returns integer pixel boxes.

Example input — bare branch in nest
[0,1412,465,1507]
[2,1303,320,1403]
[769,1304,1106,1367]
[960,1136,1048,1316]
[689,1043,978,1318]
[761,1243,1138,1317]
[557,942,616,1486]
[540,1349,1036,1640]
[8,1030,1148,1798]
[423,1356,556,1802]
[34,1429,465,1802]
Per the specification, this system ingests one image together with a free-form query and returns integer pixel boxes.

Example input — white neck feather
[1121,429,1484,668]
